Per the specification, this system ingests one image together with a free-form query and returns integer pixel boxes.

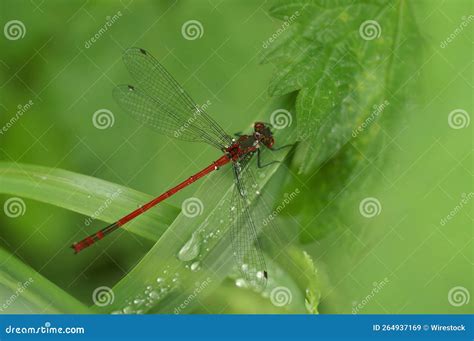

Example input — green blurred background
[0,0,472,314]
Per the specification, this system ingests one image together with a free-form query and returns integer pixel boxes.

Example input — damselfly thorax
[225,122,275,161]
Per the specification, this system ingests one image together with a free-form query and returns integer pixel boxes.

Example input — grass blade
[0,247,91,313]
[0,162,180,242]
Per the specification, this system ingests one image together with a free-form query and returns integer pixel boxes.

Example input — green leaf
[265,35,329,97]
[0,247,91,313]
[263,0,421,173]
[202,246,328,314]
[263,0,422,242]
[0,162,180,242]
[197,248,323,313]
[268,246,326,314]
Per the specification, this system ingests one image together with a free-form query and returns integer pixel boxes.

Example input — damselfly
[72,48,288,290]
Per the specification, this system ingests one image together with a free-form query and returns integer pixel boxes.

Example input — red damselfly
[72,48,287,289]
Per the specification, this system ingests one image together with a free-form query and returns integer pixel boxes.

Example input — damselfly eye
[254,122,264,131]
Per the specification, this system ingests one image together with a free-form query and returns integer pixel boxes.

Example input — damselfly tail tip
[71,239,91,254]
[71,242,81,254]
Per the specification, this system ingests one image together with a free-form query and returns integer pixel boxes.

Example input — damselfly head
[254,122,274,149]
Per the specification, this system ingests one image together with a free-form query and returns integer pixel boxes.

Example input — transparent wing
[113,85,207,142]
[230,158,268,291]
[116,47,232,149]
[239,159,286,249]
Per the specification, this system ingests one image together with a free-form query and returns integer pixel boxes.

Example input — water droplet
[190,261,201,272]
[133,298,145,306]
[235,278,247,288]
[122,306,134,314]
[148,290,160,300]
[177,231,201,262]
[146,285,153,290]
[156,277,164,284]
[256,271,264,279]
[241,263,249,272]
